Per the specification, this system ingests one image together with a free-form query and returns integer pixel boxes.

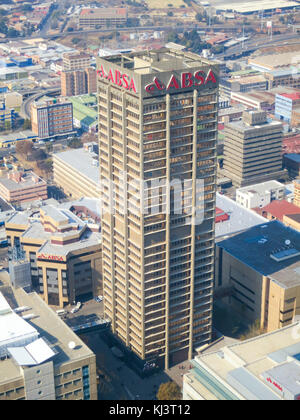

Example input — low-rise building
[53,144,99,199]
[0,170,47,205]
[0,287,97,400]
[254,200,300,223]
[236,181,285,210]
[183,322,300,400]
[275,91,300,127]
[5,203,102,307]
[215,221,300,332]
[78,8,127,29]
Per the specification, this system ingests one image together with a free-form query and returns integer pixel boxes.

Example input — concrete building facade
[215,221,300,333]
[236,180,285,210]
[5,204,102,307]
[97,49,219,369]
[223,110,284,187]
[0,288,97,400]
[30,98,74,140]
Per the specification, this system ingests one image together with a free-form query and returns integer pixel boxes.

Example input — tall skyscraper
[97,49,219,368]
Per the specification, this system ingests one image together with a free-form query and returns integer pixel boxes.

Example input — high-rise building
[31,98,74,139]
[223,110,285,187]
[61,68,97,97]
[63,52,91,71]
[97,49,219,368]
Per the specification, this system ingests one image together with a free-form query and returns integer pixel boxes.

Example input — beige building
[63,52,92,71]
[183,322,300,400]
[79,8,127,29]
[31,98,74,140]
[53,144,99,199]
[223,110,285,187]
[216,220,300,332]
[61,68,97,97]
[98,49,219,368]
[0,287,97,400]
[0,170,47,205]
[5,203,102,308]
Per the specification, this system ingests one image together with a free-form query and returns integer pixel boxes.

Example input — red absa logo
[145,69,217,93]
[97,65,137,93]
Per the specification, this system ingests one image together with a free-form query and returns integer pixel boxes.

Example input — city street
[81,332,172,401]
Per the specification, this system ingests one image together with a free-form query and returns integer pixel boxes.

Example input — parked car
[71,307,79,314]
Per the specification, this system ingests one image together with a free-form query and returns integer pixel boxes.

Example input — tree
[68,137,82,149]
[15,140,34,159]
[23,119,31,130]
[157,382,181,401]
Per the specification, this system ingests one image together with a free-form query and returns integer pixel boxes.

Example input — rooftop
[217,220,300,276]
[0,171,46,192]
[185,322,300,400]
[237,180,284,196]
[215,193,267,240]
[53,147,99,186]
[255,199,300,221]
[0,280,94,384]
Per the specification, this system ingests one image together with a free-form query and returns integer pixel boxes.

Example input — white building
[183,322,300,400]
[236,180,285,209]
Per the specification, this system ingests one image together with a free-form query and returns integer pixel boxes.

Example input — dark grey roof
[217,221,300,276]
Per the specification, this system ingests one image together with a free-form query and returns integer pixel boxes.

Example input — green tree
[157,382,181,401]
[68,137,82,149]
[23,119,31,130]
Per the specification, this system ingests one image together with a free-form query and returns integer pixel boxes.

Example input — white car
[97,295,103,302]
[71,307,79,314]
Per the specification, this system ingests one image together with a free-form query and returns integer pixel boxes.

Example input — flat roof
[237,180,284,195]
[215,193,267,240]
[187,322,300,400]
[53,148,99,185]
[0,280,94,384]
[217,220,300,277]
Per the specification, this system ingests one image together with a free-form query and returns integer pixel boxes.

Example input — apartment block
[97,49,219,368]
[61,68,97,97]
[30,98,74,139]
[63,52,91,71]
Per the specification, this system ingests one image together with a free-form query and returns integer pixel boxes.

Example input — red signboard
[38,253,64,262]
[266,377,283,393]
[145,70,217,94]
[97,65,137,93]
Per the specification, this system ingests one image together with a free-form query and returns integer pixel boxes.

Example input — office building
[63,52,92,71]
[236,181,285,210]
[61,68,97,97]
[215,221,300,332]
[53,143,99,199]
[97,49,219,368]
[283,154,300,178]
[0,170,47,205]
[275,91,300,126]
[223,110,284,187]
[183,322,300,400]
[0,288,97,400]
[30,98,74,140]
[220,75,268,100]
[5,204,102,308]
[79,8,127,29]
